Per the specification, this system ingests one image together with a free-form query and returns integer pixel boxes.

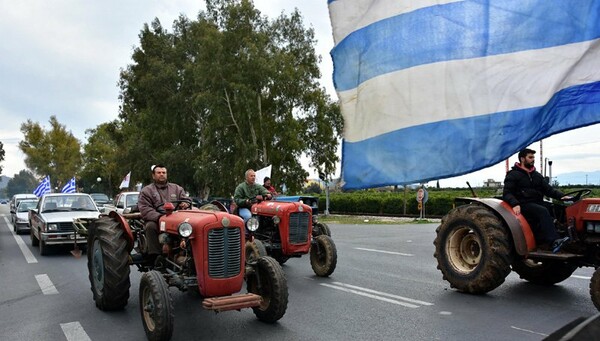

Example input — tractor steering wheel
[561,189,592,203]
[156,199,193,213]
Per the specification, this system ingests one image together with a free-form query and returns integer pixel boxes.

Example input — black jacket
[502,164,564,207]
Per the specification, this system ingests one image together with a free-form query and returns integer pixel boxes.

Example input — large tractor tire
[512,259,577,285]
[245,239,267,262]
[310,235,337,277]
[434,204,513,294]
[140,270,174,341]
[87,215,131,310]
[591,267,600,311]
[247,256,288,323]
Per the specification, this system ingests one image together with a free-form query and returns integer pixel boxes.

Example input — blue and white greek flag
[329,0,600,189]
[33,176,51,197]
[61,177,77,193]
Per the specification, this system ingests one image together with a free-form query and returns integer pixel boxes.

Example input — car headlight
[246,217,259,231]
[47,223,58,231]
[178,222,193,237]
[272,216,280,225]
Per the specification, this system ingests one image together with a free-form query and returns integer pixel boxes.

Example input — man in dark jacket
[234,169,271,223]
[503,149,570,252]
[138,164,190,258]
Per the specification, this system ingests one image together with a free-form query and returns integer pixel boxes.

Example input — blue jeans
[239,208,251,223]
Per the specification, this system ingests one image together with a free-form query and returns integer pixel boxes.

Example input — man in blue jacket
[503,149,570,252]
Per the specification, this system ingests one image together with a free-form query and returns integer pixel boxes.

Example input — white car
[12,199,39,234]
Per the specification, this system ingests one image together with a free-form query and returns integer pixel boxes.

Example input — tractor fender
[455,197,536,255]
[108,210,135,251]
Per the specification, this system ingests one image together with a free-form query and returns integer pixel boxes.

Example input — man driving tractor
[234,169,272,223]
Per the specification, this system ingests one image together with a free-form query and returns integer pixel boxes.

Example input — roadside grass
[319,214,440,225]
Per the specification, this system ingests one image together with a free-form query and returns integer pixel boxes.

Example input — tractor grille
[207,227,241,278]
[288,212,310,244]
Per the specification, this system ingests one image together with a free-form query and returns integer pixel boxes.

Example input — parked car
[12,199,38,234]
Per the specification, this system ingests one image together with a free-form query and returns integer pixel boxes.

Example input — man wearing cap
[138,164,190,260]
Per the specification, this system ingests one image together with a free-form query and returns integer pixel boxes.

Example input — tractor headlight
[47,223,58,231]
[272,216,280,225]
[246,217,259,231]
[586,221,600,234]
[178,222,193,237]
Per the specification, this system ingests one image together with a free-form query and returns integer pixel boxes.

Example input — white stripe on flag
[329,0,461,45]
[340,39,600,142]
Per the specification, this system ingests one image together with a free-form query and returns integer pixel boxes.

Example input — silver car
[12,199,38,234]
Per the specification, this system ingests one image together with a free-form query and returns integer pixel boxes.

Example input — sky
[1,0,599,188]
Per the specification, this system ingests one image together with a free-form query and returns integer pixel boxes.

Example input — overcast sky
[1,0,599,188]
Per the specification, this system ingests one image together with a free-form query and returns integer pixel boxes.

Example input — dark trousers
[520,202,559,244]
[144,221,161,255]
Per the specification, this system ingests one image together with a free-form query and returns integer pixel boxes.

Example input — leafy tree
[0,141,5,175]
[19,116,82,189]
[80,121,125,196]
[118,0,342,197]
[6,170,37,197]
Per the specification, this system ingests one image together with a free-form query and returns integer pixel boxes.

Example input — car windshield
[42,195,97,212]
[17,201,38,212]
[91,193,109,202]
[126,194,139,207]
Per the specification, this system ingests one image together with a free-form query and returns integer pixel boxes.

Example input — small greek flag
[61,177,77,193]
[33,176,51,197]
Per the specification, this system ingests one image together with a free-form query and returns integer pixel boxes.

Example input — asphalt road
[0,203,597,341]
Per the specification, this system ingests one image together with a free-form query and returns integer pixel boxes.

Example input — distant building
[483,178,502,188]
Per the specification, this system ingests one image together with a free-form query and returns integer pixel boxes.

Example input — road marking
[321,281,433,308]
[572,275,591,280]
[355,247,413,256]
[35,274,59,295]
[3,217,38,264]
[61,322,92,341]
[510,326,548,337]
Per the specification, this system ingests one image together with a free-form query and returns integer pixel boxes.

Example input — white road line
[355,247,413,257]
[3,216,38,264]
[61,322,92,341]
[332,282,434,306]
[321,283,419,308]
[510,326,548,337]
[572,275,591,280]
[35,274,59,295]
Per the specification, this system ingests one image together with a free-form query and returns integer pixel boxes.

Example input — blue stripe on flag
[331,0,600,91]
[341,81,600,189]
[33,176,51,197]
[61,177,77,193]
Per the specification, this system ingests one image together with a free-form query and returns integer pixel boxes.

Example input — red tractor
[244,198,337,277]
[80,200,288,341]
[433,189,600,311]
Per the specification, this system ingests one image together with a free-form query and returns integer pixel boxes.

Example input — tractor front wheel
[315,222,332,237]
[591,267,600,311]
[247,256,288,323]
[310,235,337,277]
[434,204,513,294]
[87,216,131,310]
[512,259,577,285]
[140,270,174,341]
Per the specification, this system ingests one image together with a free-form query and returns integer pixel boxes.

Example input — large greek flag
[33,176,51,197]
[329,0,600,189]
[61,177,77,193]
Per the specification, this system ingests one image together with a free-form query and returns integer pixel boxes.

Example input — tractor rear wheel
[87,215,131,310]
[140,270,174,341]
[247,256,288,323]
[512,259,577,285]
[591,267,600,311]
[434,204,513,294]
[310,235,337,277]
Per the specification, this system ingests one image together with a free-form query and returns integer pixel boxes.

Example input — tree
[19,116,82,189]
[118,0,342,197]
[0,141,5,175]
[80,121,125,196]
[5,170,37,197]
